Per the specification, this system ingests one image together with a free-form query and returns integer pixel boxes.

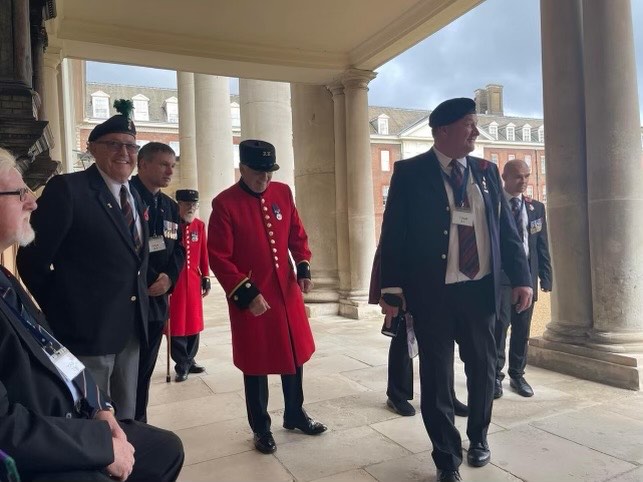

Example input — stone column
[583,0,643,353]
[43,49,62,162]
[194,74,234,223]
[291,83,340,315]
[239,79,295,188]
[59,58,77,174]
[338,69,378,318]
[177,72,198,190]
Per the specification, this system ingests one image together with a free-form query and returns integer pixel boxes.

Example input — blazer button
[270,240,275,244]
[446,206,450,211]
[137,270,141,275]
[265,215,270,220]
[272,248,277,253]
[263,206,268,212]
[441,254,446,259]
[233,295,239,301]
[275,263,280,268]
[65,412,72,419]
[130,295,137,301]
[443,230,448,235]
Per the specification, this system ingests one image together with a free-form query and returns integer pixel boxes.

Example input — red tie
[449,160,479,279]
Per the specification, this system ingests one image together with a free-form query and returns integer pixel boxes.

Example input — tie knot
[449,159,460,170]
[511,197,521,208]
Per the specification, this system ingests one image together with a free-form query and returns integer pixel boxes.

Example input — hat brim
[241,162,280,172]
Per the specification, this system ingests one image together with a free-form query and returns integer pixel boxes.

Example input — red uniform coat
[169,218,209,336]
[208,181,315,375]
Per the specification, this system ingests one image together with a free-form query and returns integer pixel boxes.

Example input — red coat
[208,181,315,375]
[169,218,209,336]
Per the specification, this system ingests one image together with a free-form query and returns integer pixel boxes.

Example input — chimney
[474,88,489,114]
[485,84,504,115]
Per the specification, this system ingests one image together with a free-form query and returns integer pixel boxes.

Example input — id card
[50,347,85,381]
[149,235,167,253]
[452,208,474,226]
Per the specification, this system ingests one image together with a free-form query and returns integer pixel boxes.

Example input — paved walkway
[148,284,643,482]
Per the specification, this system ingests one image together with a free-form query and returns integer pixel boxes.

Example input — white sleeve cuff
[381,287,403,295]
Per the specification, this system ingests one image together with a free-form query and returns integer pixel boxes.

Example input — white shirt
[96,166,142,241]
[433,147,492,284]
[504,191,529,256]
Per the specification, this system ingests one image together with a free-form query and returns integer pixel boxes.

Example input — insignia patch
[191,232,199,242]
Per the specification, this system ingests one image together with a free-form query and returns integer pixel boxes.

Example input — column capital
[340,69,377,90]
[326,82,344,98]
[43,46,62,70]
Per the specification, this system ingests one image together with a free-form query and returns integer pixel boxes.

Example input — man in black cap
[17,100,149,420]
[168,188,211,382]
[378,98,532,482]
[130,142,185,421]
[208,139,326,455]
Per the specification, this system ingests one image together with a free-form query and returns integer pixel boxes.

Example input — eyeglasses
[0,187,31,202]
[93,140,141,154]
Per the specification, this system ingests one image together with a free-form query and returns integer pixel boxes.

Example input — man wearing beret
[208,139,326,455]
[17,100,149,420]
[378,98,532,482]
[168,188,210,382]
[130,142,185,422]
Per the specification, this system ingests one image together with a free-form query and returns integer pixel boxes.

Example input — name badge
[50,347,85,381]
[530,218,543,234]
[149,235,167,252]
[452,208,474,227]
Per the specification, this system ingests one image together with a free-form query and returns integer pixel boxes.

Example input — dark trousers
[26,419,184,482]
[135,320,166,422]
[171,334,200,375]
[495,285,535,380]
[413,275,496,471]
[243,366,305,435]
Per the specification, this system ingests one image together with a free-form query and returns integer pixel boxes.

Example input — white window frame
[231,102,241,128]
[377,114,389,135]
[169,141,180,155]
[132,94,150,122]
[164,97,178,123]
[542,185,547,203]
[506,124,515,141]
[380,150,390,171]
[538,126,545,143]
[490,153,499,164]
[489,122,498,140]
[540,155,546,174]
[526,185,534,197]
[524,154,532,169]
[382,185,390,207]
[91,91,110,119]
[508,154,516,161]
[522,125,531,142]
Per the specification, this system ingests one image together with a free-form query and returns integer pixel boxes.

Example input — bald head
[502,159,531,196]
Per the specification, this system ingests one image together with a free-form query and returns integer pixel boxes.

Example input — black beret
[89,99,136,141]
[176,189,199,202]
[239,139,279,172]
[429,98,476,128]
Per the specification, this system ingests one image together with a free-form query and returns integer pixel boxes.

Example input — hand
[148,273,171,297]
[541,287,551,293]
[202,287,211,298]
[512,286,533,313]
[95,410,126,441]
[249,294,270,316]
[379,294,406,328]
[298,278,313,293]
[105,436,135,481]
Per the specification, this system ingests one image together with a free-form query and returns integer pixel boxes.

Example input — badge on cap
[272,203,282,221]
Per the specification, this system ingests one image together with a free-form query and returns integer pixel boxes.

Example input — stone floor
[148,284,643,482]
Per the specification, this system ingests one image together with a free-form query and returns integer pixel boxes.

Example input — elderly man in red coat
[208,139,327,455]
[168,189,211,382]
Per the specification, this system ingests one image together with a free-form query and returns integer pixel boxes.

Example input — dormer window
[231,102,240,128]
[377,114,389,135]
[506,123,515,141]
[91,91,110,119]
[132,94,150,122]
[164,97,178,123]
[538,125,545,143]
[489,122,498,140]
[522,124,531,142]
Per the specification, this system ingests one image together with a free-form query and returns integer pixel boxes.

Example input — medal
[272,203,282,221]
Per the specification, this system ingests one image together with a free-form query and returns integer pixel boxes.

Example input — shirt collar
[503,190,523,203]
[432,147,467,171]
[96,165,132,202]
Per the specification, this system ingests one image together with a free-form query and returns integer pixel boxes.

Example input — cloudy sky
[87,0,643,121]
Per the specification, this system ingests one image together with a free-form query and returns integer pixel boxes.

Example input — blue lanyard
[442,164,470,207]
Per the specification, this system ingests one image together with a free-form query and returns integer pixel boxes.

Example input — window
[540,156,546,174]
[169,141,180,155]
[526,185,534,197]
[542,185,547,203]
[538,126,545,143]
[490,153,499,164]
[508,154,516,160]
[132,94,150,122]
[489,122,498,140]
[506,124,515,141]
[382,185,390,207]
[380,150,390,171]
[522,125,531,141]
[231,102,240,128]
[165,97,178,123]
[233,144,240,168]
[91,91,110,119]
[377,114,389,135]
[136,140,150,147]
[524,155,532,169]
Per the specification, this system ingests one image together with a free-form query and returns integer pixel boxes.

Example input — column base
[528,337,643,391]
[305,303,340,317]
[338,297,381,319]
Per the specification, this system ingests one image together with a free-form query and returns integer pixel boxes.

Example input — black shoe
[510,376,534,397]
[437,469,462,482]
[467,441,491,467]
[453,397,469,417]
[253,432,277,454]
[283,416,327,435]
[494,378,503,399]
[386,398,416,416]
[175,372,188,382]
[188,363,206,374]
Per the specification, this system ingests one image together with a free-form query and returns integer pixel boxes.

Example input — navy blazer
[17,164,149,355]
[379,149,531,318]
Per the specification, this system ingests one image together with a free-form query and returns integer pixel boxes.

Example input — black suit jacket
[501,197,552,302]
[16,164,149,355]
[0,268,113,477]
[379,149,531,317]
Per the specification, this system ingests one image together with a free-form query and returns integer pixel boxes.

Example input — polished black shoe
[188,363,206,374]
[253,432,277,454]
[467,441,491,467]
[386,398,416,416]
[437,469,462,482]
[510,376,534,397]
[453,397,469,417]
[494,378,503,399]
[283,416,327,435]
[174,372,188,382]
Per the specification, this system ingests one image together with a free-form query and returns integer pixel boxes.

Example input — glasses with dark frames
[93,140,141,154]
[0,187,31,202]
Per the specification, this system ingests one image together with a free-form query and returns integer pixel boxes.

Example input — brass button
[261,198,265,204]
[263,206,268,212]
[130,296,137,301]
[270,239,275,244]
[265,215,270,220]
[272,248,277,253]
[245,283,251,288]
[274,256,279,261]
[269,231,274,236]
[441,254,446,260]
[267,223,272,228]
[275,263,280,268]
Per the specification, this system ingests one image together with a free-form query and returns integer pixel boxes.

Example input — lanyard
[442,164,470,208]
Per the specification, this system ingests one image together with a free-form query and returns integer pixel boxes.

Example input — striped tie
[449,160,479,279]
[120,185,142,252]
[510,197,524,239]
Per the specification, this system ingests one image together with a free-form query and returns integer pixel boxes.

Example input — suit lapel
[424,149,449,207]
[467,157,495,220]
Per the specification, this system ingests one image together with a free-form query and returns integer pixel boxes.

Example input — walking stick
[166,299,172,383]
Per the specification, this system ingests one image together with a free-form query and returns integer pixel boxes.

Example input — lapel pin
[107,203,113,209]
